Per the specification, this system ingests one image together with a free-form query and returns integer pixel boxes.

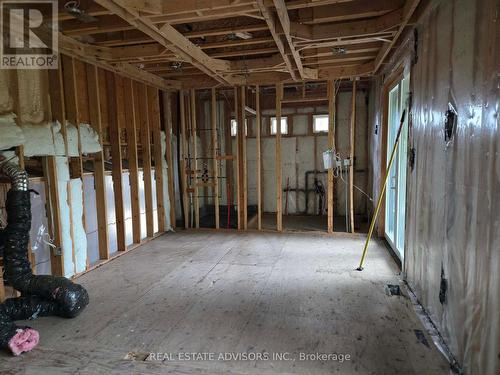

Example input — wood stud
[211,88,220,229]
[349,80,356,233]
[86,65,110,259]
[163,92,177,229]
[107,71,127,251]
[276,83,283,231]
[327,80,335,233]
[256,85,262,231]
[126,79,142,244]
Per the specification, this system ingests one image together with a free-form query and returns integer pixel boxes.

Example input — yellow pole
[357,109,406,271]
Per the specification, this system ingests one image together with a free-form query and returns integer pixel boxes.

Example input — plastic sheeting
[138,171,147,240]
[29,181,51,276]
[83,175,99,265]
[160,131,172,230]
[105,175,118,254]
[122,172,134,247]
[368,0,499,373]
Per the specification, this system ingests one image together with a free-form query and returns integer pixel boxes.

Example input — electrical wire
[331,150,373,202]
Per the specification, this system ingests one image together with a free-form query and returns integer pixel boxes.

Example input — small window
[270,117,288,135]
[231,119,248,137]
[313,115,329,133]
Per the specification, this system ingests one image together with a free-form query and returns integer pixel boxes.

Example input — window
[270,117,288,135]
[231,119,248,137]
[313,114,329,133]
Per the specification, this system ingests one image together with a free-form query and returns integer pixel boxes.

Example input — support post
[190,89,200,228]
[125,79,141,243]
[138,83,154,237]
[276,83,283,232]
[46,62,66,276]
[107,72,127,251]
[86,65,110,259]
[256,85,262,231]
[235,86,247,230]
[163,91,176,228]
[211,88,220,229]
[349,80,356,233]
[327,80,335,233]
[149,87,166,233]
[179,91,190,229]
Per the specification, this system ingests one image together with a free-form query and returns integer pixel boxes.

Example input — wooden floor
[0,231,449,375]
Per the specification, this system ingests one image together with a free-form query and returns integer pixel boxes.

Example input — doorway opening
[384,74,410,260]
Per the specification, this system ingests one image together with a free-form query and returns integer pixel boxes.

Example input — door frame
[377,64,407,264]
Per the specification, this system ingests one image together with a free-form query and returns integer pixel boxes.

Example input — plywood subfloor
[0,232,449,375]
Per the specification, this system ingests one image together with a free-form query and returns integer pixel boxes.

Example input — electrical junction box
[323,149,334,169]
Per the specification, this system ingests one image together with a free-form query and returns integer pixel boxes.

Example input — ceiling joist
[94,0,234,84]
[257,0,298,80]
[58,33,180,90]
[57,0,413,87]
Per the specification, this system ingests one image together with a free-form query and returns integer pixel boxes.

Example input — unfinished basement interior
[0,0,498,374]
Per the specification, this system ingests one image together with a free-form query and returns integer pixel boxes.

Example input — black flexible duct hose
[0,161,89,355]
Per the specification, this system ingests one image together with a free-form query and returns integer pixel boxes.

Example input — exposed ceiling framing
[57,0,421,88]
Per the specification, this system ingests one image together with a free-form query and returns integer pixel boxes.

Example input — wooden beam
[190,89,200,228]
[291,9,403,41]
[137,82,155,237]
[163,92,176,229]
[185,24,269,39]
[271,0,354,9]
[179,91,190,229]
[272,0,314,80]
[275,83,283,231]
[374,0,420,71]
[86,64,110,259]
[94,0,233,85]
[257,0,298,81]
[152,5,259,25]
[349,80,356,233]
[296,0,403,24]
[149,86,166,233]
[318,62,374,79]
[230,54,284,72]
[124,79,141,243]
[46,60,67,276]
[117,0,163,14]
[327,80,335,234]
[241,88,248,230]
[211,88,220,229]
[256,85,262,231]
[235,86,247,230]
[107,72,127,251]
[162,0,255,15]
[58,33,180,90]
[60,56,80,275]
[43,157,64,276]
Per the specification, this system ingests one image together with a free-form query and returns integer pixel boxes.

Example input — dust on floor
[0,231,449,375]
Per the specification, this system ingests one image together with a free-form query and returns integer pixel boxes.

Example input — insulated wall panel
[83,175,99,265]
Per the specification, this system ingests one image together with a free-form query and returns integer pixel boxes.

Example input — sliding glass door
[384,75,409,260]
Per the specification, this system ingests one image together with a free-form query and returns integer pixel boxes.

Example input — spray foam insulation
[0,115,102,156]
[0,114,24,150]
[16,70,48,124]
[0,70,13,114]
